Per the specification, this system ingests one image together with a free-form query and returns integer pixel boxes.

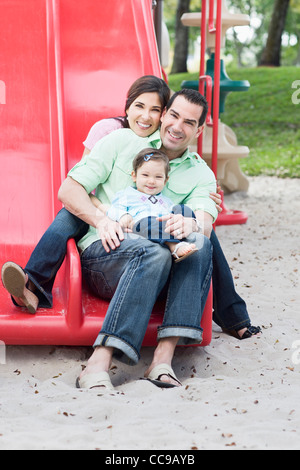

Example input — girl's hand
[119,214,134,233]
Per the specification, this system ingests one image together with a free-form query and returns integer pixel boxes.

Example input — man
[58,89,217,389]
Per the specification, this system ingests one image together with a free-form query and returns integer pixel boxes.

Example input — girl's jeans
[23,208,251,332]
[132,204,195,245]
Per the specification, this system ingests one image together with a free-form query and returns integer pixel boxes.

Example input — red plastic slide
[0,0,212,346]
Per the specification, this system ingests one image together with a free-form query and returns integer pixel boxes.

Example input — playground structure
[0,0,215,347]
[182,0,251,199]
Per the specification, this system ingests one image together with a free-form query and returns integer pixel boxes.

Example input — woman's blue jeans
[23,209,88,308]
[23,208,251,331]
[80,233,213,365]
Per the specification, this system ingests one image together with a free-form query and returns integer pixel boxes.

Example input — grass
[168,66,300,178]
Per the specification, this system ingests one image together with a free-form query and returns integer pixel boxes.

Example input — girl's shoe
[171,242,198,263]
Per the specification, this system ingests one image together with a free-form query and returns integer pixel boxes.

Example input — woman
[2,75,171,311]
[1,75,259,344]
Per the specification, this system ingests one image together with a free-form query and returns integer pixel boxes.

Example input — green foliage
[168,66,300,178]
[164,0,300,68]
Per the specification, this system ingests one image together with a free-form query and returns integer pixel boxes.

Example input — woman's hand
[210,185,222,213]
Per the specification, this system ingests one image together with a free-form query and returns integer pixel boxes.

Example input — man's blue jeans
[80,233,213,365]
[23,208,251,331]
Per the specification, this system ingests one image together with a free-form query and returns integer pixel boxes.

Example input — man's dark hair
[166,89,208,127]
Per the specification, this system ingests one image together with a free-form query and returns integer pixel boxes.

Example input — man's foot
[76,371,114,390]
[144,363,182,388]
[77,346,114,390]
[1,262,39,314]
[171,242,198,264]
[145,338,181,388]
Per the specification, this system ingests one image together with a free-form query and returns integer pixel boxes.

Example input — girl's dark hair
[114,75,171,128]
[132,148,170,177]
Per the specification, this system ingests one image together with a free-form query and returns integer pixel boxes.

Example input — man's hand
[96,217,125,253]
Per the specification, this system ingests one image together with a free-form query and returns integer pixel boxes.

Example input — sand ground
[0,176,299,450]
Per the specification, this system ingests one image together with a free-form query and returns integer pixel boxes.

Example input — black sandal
[223,325,262,340]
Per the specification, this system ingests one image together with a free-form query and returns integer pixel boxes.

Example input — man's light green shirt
[68,128,218,252]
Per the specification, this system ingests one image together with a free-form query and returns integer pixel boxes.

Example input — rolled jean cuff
[93,332,140,366]
[10,270,53,309]
[157,326,203,346]
[25,271,53,308]
[224,319,251,332]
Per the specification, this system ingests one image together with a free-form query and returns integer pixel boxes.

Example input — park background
[164,0,300,179]
[0,0,299,451]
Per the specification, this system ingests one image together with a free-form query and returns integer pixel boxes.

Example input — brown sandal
[1,262,39,314]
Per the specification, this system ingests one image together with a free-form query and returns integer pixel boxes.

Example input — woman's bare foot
[222,325,262,340]
[237,328,248,338]
[236,326,262,339]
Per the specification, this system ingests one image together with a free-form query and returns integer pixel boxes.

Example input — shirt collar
[148,131,200,165]
[147,129,162,147]
[169,148,199,166]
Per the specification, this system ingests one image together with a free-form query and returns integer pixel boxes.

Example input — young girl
[107,148,198,263]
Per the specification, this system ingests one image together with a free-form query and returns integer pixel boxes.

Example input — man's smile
[167,129,183,141]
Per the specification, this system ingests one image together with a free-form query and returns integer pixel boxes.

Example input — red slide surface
[0,0,212,346]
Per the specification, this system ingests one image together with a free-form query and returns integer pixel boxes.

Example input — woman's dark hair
[114,75,170,128]
[132,148,170,178]
[166,88,208,127]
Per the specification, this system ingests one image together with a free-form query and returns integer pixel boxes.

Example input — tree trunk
[259,0,290,66]
[171,0,191,74]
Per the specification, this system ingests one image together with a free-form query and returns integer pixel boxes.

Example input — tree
[259,0,291,66]
[226,0,274,67]
[170,0,191,74]
[285,0,300,65]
